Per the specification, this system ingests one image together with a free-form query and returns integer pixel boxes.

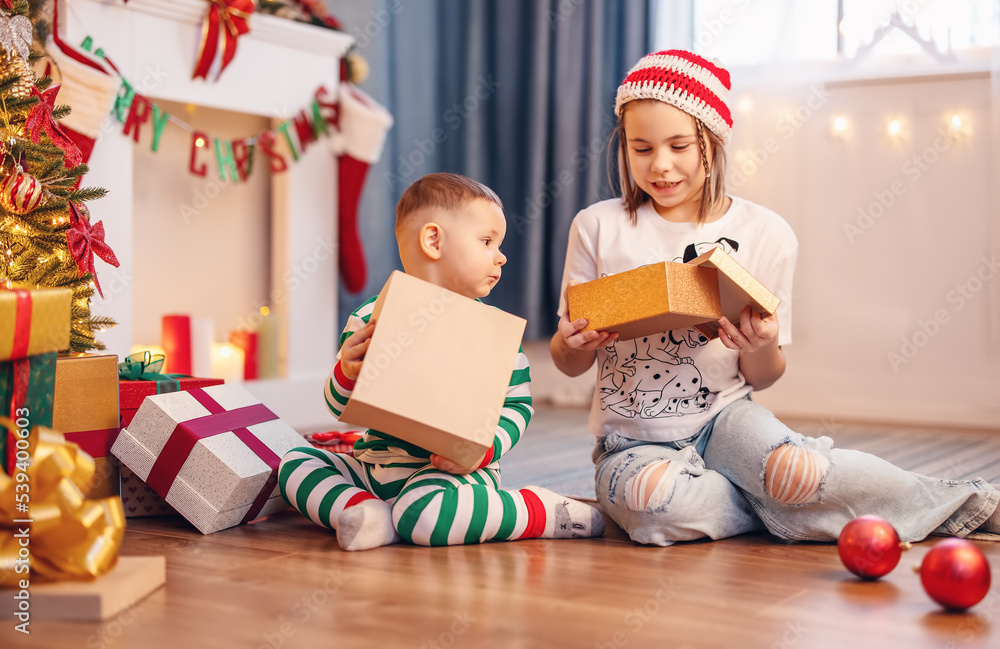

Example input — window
[841,0,999,57]
[653,0,1000,65]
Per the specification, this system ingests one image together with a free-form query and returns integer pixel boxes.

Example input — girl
[550,50,1000,546]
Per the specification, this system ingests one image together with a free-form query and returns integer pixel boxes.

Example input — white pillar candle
[191,317,214,378]
[210,343,245,383]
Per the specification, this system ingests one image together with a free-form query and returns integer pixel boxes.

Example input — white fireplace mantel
[59,0,354,431]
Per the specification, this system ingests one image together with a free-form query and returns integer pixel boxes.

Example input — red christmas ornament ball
[919,538,991,611]
[838,515,909,579]
[0,166,44,214]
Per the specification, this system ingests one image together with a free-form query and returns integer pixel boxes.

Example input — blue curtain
[331,0,650,340]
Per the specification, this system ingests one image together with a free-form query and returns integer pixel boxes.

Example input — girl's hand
[717,305,778,353]
[339,321,375,381]
[556,314,618,352]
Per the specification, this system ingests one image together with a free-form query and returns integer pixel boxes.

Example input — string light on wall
[737,95,753,113]
[831,115,850,139]
[885,117,907,142]
[946,113,968,138]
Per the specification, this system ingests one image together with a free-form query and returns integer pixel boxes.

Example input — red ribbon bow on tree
[67,202,120,298]
[26,84,83,168]
[193,0,255,81]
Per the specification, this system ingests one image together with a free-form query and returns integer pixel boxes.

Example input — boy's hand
[557,314,618,351]
[717,305,778,353]
[339,321,375,382]
[430,451,487,475]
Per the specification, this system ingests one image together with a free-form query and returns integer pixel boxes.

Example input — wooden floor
[5,406,1000,649]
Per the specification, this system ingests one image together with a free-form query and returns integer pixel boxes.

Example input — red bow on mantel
[192,0,256,81]
[67,201,120,299]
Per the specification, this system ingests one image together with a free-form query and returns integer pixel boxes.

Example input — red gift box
[119,376,224,428]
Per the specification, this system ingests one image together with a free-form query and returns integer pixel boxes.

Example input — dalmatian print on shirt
[597,238,744,421]
[599,329,716,419]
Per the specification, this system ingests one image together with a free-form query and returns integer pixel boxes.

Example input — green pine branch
[0,9,116,353]
[67,187,108,203]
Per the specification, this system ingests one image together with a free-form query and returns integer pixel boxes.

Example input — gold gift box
[0,286,71,360]
[54,353,121,499]
[567,262,722,341]
[688,247,780,340]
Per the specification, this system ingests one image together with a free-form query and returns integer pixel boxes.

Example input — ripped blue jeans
[594,397,999,546]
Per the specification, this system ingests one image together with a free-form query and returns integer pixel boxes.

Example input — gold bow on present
[1,420,124,586]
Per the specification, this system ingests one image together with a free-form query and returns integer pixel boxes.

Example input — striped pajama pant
[278,446,545,546]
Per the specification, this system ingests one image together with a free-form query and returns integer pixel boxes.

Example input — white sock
[522,485,606,539]
[336,499,401,551]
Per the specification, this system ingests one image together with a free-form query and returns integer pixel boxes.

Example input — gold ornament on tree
[0,165,44,214]
[0,51,33,98]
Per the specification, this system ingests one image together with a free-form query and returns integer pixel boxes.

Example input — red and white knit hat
[615,50,733,144]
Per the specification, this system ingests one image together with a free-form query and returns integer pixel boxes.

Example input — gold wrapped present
[687,247,780,339]
[567,262,721,341]
[0,287,71,361]
[54,354,121,499]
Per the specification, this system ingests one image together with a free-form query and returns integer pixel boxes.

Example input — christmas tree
[0,1,117,352]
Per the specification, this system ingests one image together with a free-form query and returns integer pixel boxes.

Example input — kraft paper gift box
[112,384,304,534]
[0,352,56,474]
[1,556,166,622]
[687,247,781,340]
[0,286,71,361]
[54,353,122,499]
[337,271,527,473]
[566,262,722,342]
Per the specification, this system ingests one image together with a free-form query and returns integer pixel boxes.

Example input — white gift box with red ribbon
[111,384,305,534]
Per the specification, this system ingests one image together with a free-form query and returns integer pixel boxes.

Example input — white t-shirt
[557,196,798,442]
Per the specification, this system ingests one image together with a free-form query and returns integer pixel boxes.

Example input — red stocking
[335,83,393,294]
[48,40,118,163]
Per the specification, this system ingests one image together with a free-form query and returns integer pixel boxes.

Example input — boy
[278,173,605,550]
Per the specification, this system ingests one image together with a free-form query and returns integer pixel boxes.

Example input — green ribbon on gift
[117,351,189,392]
